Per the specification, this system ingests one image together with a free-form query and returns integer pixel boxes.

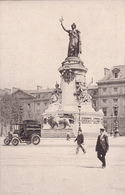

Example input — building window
[114,72,118,78]
[28,104,31,109]
[37,103,40,107]
[113,99,118,103]
[114,87,118,93]
[103,111,107,116]
[102,99,107,103]
[102,108,107,116]
[102,88,107,93]
[112,68,120,78]
[94,90,97,95]
[93,100,96,107]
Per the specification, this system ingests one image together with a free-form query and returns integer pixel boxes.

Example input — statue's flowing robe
[68,29,82,57]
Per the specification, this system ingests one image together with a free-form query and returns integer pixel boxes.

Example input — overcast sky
[0,0,124,90]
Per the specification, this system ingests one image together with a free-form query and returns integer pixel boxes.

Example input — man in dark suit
[96,128,109,168]
[74,127,86,154]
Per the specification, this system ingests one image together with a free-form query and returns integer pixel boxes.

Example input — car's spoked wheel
[32,135,40,145]
[4,138,10,145]
[12,138,19,146]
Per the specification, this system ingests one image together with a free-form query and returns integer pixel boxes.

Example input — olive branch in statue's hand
[59,16,64,23]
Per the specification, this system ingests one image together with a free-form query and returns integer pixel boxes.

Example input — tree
[0,93,23,136]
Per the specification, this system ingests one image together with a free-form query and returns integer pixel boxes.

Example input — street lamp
[74,92,83,130]
[74,85,90,132]
[110,113,113,136]
[114,105,119,136]
[78,104,81,128]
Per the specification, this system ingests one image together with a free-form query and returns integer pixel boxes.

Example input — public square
[0,136,125,195]
[0,2,125,195]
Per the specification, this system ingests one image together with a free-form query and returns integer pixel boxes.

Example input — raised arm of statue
[60,21,69,33]
[59,16,69,33]
[61,22,69,32]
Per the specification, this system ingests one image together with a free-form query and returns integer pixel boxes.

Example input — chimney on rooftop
[37,85,43,92]
[104,68,110,75]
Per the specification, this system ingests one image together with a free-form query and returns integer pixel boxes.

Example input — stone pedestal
[58,57,88,113]
[42,56,104,137]
[73,102,104,136]
[58,57,103,136]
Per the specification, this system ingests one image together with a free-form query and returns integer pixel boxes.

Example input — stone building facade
[1,65,125,135]
[0,88,11,135]
[89,65,125,135]
[12,86,55,125]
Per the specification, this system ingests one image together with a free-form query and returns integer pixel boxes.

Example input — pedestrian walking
[95,128,109,168]
[74,127,86,154]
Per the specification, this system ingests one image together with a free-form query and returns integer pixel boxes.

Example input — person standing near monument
[60,16,82,57]
[66,130,71,140]
[74,127,86,154]
[95,128,109,168]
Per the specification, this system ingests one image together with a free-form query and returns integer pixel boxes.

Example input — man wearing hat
[95,128,109,168]
[74,127,86,154]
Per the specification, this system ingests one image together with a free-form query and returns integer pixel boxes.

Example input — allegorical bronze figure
[60,16,82,57]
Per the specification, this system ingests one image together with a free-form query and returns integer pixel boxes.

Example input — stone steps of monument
[41,133,75,138]
[41,129,98,138]
[41,129,75,138]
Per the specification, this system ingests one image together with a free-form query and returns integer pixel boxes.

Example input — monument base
[62,57,84,66]
[42,101,103,137]
[41,128,75,138]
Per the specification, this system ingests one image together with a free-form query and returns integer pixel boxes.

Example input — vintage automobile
[4,120,41,146]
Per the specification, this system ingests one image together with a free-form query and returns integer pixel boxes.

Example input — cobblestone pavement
[0,136,125,195]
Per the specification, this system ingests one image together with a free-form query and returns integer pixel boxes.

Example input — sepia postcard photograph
[0,0,125,195]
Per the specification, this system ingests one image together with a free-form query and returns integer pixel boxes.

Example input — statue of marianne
[60,16,82,57]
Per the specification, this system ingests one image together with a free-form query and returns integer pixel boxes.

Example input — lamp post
[110,113,113,136]
[74,92,82,131]
[114,105,119,137]
[114,104,118,126]
[74,86,89,132]
[78,104,81,128]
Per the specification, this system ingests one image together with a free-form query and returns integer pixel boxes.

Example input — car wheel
[12,137,19,146]
[32,135,40,145]
[4,137,10,145]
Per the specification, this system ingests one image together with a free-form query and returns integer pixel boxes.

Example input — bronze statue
[60,16,82,57]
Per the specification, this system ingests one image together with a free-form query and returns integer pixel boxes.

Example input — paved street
[0,136,125,195]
